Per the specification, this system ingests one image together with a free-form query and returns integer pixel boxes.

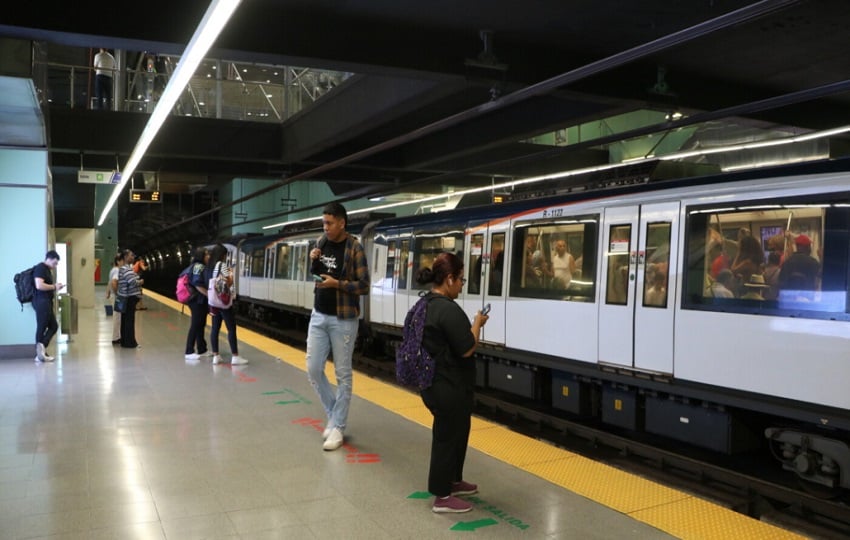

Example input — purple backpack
[396,296,436,390]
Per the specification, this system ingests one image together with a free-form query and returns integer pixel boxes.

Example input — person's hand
[474,312,489,326]
[56,283,65,291]
[138,278,144,285]
[315,275,336,289]
[310,248,321,260]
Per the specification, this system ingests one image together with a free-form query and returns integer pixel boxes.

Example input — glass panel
[643,222,671,308]
[385,241,396,289]
[398,240,410,291]
[606,225,631,305]
[411,228,464,290]
[251,249,264,277]
[488,233,506,296]
[468,234,484,295]
[684,195,850,318]
[275,244,291,279]
[510,215,599,301]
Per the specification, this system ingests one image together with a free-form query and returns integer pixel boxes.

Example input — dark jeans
[33,296,58,348]
[185,302,208,354]
[120,296,139,348]
[210,307,238,355]
[94,74,112,110]
[421,376,473,497]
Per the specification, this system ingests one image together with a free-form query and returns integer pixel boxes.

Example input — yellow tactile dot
[470,427,578,465]
[630,497,808,540]
[525,456,688,513]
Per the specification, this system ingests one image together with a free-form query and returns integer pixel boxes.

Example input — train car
[363,162,850,490]
[144,160,850,490]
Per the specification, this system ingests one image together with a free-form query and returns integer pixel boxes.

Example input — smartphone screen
[481,303,491,315]
[312,274,324,282]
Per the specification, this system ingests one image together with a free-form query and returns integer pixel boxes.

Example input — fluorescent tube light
[97,0,242,226]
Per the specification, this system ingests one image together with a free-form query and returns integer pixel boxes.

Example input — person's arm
[462,311,489,357]
[35,277,63,292]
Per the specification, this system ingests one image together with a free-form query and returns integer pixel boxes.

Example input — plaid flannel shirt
[323,233,370,319]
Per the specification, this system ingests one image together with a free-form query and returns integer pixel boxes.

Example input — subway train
[145,160,850,491]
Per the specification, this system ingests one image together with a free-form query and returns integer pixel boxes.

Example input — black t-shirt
[421,293,476,388]
[312,238,346,315]
[33,262,54,301]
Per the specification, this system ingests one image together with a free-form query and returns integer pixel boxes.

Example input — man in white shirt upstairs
[93,48,116,110]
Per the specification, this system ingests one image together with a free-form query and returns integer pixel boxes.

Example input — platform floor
[0,289,805,539]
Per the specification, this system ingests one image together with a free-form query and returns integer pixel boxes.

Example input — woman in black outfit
[184,247,209,360]
[415,252,488,513]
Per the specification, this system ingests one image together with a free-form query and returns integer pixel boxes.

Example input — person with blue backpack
[183,247,210,361]
[413,252,488,513]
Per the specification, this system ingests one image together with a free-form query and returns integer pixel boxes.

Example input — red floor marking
[346,453,381,464]
[235,371,256,382]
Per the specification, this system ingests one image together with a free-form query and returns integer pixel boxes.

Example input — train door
[598,202,679,374]
[481,228,508,345]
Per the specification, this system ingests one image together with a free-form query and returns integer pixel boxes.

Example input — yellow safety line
[146,289,805,540]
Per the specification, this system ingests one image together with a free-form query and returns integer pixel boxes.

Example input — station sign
[77,170,116,184]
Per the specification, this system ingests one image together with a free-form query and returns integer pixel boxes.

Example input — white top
[551,252,574,288]
[94,51,116,77]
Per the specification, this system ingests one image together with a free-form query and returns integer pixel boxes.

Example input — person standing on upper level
[93,48,115,110]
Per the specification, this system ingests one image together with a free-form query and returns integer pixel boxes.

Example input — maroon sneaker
[432,496,473,513]
[451,480,478,496]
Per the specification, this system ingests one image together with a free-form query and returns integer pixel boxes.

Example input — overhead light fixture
[97,0,242,227]
[261,122,850,231]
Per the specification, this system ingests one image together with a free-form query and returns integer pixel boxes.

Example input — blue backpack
[396,295,436,390]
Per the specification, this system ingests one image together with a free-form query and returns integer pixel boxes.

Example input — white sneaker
[184,353,200,360]
[199,351,213,358]
[212,354,223,365]
[36,343,45,362]
[322,424,333,440]
[230,356,248,365]
[323,428,344,451]
[43,353,55,362]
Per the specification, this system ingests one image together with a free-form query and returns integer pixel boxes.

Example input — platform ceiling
[3,0,850,246]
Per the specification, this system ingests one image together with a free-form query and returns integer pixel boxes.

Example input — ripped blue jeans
[305,310,359,432]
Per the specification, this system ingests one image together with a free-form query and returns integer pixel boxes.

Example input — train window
[385,240,396,289]
[684,194,850,319]
[411,228,464,290]
[488,233,505,296]
[642,222,671,308]
[468,234,484,295]
[274,244,290,279]
[605,225,631,305]
[398,239,410,290]
[250,249,264,277]
[510,214,599,301]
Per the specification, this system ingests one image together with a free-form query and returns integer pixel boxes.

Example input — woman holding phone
[414,252,489,513]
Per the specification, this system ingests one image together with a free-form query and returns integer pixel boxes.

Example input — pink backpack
[176,264,195,304]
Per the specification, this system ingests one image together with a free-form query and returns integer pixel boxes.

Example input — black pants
[421,376,473,497]
[210,307,238,354]
[185,302,208,354]
[33,296,58,348]
[94,74,112,109]
[120,296,139,348]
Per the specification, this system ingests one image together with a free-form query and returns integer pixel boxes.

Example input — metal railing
[40,58,351,123]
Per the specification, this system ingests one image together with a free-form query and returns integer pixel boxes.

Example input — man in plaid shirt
[307,202,370,451]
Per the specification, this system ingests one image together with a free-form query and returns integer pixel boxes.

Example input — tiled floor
[0,294,679,539]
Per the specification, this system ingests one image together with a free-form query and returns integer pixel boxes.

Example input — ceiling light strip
[97,0,242,227]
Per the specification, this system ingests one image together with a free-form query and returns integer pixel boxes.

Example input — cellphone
[481,303,491,315]
[312,274,325,282]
